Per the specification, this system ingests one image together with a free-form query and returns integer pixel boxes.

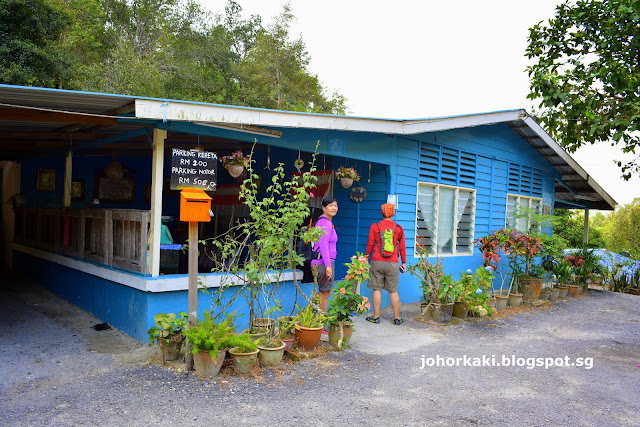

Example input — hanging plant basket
[340,177,353,189]
[227,164,245,178]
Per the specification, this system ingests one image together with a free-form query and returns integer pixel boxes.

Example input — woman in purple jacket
[311,196,338,312]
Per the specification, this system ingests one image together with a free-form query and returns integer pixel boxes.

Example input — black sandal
[393,318,404,325]
[366,316,380,324]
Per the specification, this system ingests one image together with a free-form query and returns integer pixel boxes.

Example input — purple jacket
[311,215,337,267]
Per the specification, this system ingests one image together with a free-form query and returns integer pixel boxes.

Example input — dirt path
[1,274,638,426]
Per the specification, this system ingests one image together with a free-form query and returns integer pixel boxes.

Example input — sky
[200,0,640,209]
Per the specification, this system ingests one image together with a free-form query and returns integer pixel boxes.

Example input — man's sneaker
[393,318,404,325]
[366,316,380,324]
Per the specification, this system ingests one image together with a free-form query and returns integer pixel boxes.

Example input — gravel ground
[1,273,639,426]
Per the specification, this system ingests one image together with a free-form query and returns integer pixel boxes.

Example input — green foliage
[198,142,322,323]
[293,302,329,329]
[552,258,573,284]
[457,268,494,318]
[225,335,258,354]
[182,311,251,358]
[526,0,640,179]
[28,0,346,112]
[603,198,640,260]
[436,274,462,305]
[553,209,605,249]
[255,336,283,349]
[147,311,188,344]
[0,0,71,86]
[408,246,445,302]
[326,253,371,325]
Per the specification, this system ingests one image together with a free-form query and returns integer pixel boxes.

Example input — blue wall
[15,119,561,330]
[15,251,317,342]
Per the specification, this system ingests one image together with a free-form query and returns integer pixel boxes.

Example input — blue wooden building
[0,85,616,341]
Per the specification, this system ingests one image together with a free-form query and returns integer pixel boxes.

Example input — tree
[553,209,606,249]
[0,0,71,87]
[526,0,640,179]
[236,4,346,114]
[603,198,640,259]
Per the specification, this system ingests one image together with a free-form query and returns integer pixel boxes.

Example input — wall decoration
[70,179,85,200]
[37,169,56,191]
[349,186,367,203]
[95,172,135,203]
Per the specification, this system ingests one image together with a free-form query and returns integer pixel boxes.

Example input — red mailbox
[180,189,212,222]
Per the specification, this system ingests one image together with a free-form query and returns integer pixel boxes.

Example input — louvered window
[507,163,543,197]
[416,182,476,256]
[419,142,476,186]
[506,195,542,233]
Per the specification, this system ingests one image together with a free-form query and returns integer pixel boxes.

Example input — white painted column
[583,208,590,245]
[63,152,72,208]
[149,128,167,276]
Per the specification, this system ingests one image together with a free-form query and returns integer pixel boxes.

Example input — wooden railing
[14,207,151,274]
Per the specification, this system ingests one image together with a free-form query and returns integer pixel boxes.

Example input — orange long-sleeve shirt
[365,219,406,263]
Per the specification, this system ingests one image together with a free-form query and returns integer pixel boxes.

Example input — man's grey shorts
[367,260,400,293]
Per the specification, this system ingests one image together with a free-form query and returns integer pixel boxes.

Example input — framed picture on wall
[37,169,56,191]
[95,171,135,204]
[71,179,85,200]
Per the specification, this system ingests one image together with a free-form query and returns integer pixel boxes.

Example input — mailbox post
[180,189,212,367]
[170,147,217,369]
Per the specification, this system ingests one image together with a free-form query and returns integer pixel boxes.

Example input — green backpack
[375,222,400,257]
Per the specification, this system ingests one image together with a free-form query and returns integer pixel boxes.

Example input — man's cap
[381,203,396,217]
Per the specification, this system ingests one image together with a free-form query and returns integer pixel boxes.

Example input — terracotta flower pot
[294,322,322,351]
[567,284,579,297]
[256,343,285,368]
[539,288,550,301]
[227,164,244,178]
[520,277,542,303]
[281,337,295,352]
[430,302,454,324]
[487,297,497,309]
[340,177,353,188]
[251,317,276,337]
[557,285,569,299]
[508,293,523,307]
[193,350,226,377]
[495,295,509,310]
[549,288,560,302]
[453,301,469,318]
[228,347,259,373]
[328,322,354,349]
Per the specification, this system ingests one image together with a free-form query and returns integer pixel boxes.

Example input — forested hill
[0,0,347,114]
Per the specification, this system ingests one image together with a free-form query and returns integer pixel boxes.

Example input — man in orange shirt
[365,203,407,325]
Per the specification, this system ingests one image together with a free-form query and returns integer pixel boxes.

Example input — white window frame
[505,194,543,233]
[415,182,476,257]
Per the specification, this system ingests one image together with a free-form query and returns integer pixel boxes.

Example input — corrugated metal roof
[0,84,617,210]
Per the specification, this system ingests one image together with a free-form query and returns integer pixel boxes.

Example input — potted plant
[220,150,250,178]
[147,311,187,363]
[408,247,445,315]
[182,311,238,377]
[326,254,370,349]
[474,229,513,308]
[552,257,572,300]
[255,336,286,368]
[432,274,461,323]
[508,231,544,304]
[292,300,329,352]
[227,336,260,373]
[277,316,296,351]
[571,247,604,295]
[454,268,495,319]
[335,166,359,188]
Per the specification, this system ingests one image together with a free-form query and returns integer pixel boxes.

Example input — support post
[186,221,198,369]
[583,208,590,245]
[149,128,167,276]
[63,152,72,208]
